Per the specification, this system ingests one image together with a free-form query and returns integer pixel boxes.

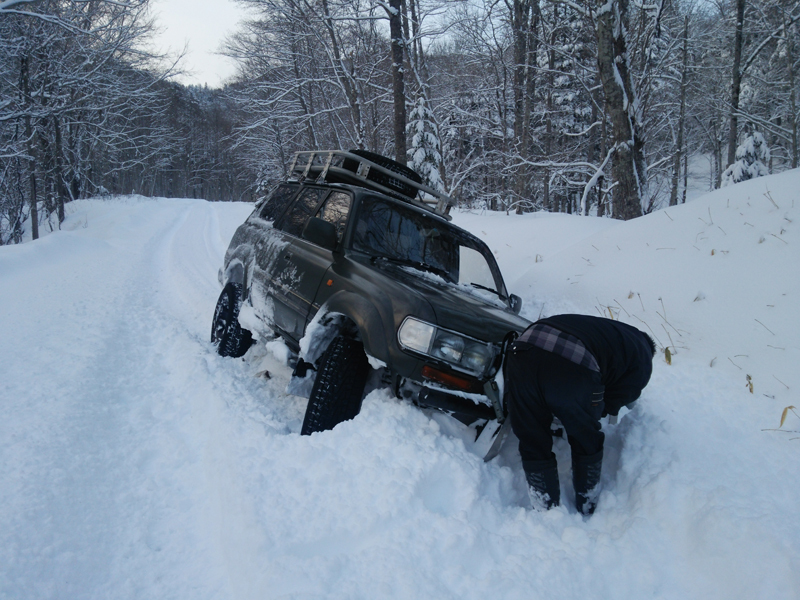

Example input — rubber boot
[572,449,603,516]
[522,457,560,511]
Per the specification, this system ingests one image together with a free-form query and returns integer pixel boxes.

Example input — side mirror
[508,294,523,315]
[302,217,338,250]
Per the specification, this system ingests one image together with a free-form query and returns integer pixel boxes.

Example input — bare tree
[594,0,646,219]
[0,0,195,242]
[669,17,690,206]
[390,0,407,163]
[726,0,746,168]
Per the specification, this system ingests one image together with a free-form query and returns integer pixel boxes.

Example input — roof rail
[287,150,454,218]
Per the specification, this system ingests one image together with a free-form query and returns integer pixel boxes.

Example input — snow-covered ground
[1,172,799,599]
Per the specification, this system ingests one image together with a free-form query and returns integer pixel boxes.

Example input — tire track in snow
[0,199,262,599]
[146,200,279,600]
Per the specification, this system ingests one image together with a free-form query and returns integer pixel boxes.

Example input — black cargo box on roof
[288,149,454,218]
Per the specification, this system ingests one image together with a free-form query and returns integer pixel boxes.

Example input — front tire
[301,336,370,435]
[210,282,253,358]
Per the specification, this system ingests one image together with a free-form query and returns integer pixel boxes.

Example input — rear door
[267,186,329,341]
[247,183,298,321]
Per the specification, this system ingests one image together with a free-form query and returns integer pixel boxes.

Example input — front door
[286,191,353,333]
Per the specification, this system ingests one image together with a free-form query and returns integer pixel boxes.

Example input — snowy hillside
[1,172,799,599]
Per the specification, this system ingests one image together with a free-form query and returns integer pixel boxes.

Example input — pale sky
[150,0,251,88]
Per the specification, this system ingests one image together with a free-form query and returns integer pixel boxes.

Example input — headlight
[461,342,493,373]
[398,317,496,377]
[432,332,464,362]
[398,317,435,354]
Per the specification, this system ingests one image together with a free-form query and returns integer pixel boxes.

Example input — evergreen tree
[721,131,770,186]
[407,96,444,193]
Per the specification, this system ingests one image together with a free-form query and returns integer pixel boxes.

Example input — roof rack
[287,150,454,218]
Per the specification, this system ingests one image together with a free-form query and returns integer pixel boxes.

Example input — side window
[259,184,298,222]
[459,246,494,289]
[277,187,326,237]
[316,192,352,241]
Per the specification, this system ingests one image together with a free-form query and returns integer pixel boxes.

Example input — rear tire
[301,336,370,435]
[211,282,253,358]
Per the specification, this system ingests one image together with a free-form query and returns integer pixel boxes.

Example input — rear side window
[259,184,298,222]
[316,192,352,241]
[278,187,327,237]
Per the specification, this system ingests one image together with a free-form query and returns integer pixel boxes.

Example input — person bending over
[504,314,656,515]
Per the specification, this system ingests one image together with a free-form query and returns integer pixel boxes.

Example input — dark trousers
[505,345,605,464]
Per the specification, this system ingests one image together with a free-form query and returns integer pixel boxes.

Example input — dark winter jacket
[534,314,655,416]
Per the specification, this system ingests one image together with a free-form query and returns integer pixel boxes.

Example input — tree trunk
[682,145,688,204]
[726,0,745,167]
[292,39,317,149]
[513,0,538,213]
[786,11,798,169]
[598,106,607,217]
[27,131,39,240]
[544,7,556,211]
[670,17,689,207]
[588,83,598,166]
[587,78,599,213]
[409,0,422,68]
[53,115,67,223]
[39,117,57,222]
[390,0,407,164]
[595,0,646,221]
[321,0,365,148]
[512,0,531,145]
[21,55,39,240]
[522,0,539,156]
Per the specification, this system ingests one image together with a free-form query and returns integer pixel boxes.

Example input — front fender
[224,259,245,286]
[302,291,389,366]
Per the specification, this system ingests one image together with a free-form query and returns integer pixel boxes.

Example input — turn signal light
[421,365,483,393]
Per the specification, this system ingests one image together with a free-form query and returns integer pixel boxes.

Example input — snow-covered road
[1,199,274,597]
[2,180,799,599]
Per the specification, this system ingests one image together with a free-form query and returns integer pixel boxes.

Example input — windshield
[352,196,505,296]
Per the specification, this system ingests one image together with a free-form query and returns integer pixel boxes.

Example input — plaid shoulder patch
[517,323,600,372]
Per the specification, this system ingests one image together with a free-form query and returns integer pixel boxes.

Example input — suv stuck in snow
[211,150,530,455]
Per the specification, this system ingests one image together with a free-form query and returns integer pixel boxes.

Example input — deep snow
[1,172,799,599]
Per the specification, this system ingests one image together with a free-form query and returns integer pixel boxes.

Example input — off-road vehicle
[211,150,531,457]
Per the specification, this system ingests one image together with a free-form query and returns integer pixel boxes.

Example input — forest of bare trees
[1,0,798,244]
[0,0,254,244]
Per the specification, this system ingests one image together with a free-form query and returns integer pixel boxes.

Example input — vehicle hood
[371,260,531,342]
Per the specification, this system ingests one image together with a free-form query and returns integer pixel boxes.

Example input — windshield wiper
[470,282,507,300]
[372,255,455,282]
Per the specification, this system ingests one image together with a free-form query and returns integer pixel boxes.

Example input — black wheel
[301,336,370,435]
[343,149,422,199]
[210,282,253,358]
